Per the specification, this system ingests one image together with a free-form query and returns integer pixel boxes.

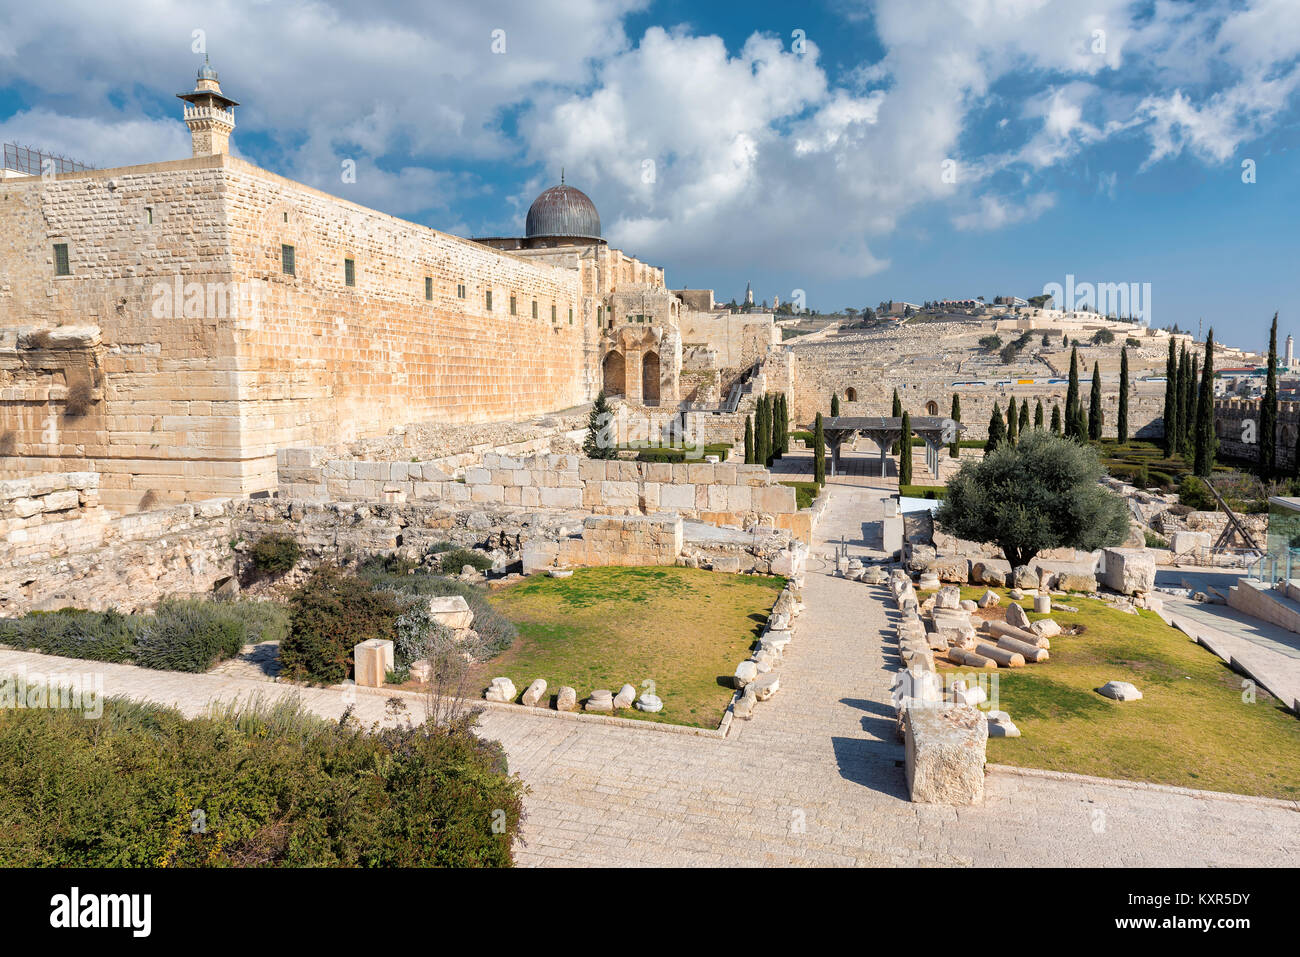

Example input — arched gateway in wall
[603,351,626,396]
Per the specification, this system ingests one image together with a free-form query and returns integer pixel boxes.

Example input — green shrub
[779,481,819,509]
[898,484,948,500]
[438,548,493,573]
[359,568,518,659]
[1144,530,1170,549]
[250,533,301,574]
[0,608,139,662]
[1178,475,1215,511]
[133,598,246,672]
[282,565,404,684]
[0,696,523,866]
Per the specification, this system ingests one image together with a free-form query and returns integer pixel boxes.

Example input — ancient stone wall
[0,154,597,510]
[1214,397,1300,470]
[678,311,776,370]
[277,449,809,541]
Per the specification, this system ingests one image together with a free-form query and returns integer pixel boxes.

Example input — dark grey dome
[525,183,601,240]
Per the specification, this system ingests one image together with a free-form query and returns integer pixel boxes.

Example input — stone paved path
[2,482,1297,866]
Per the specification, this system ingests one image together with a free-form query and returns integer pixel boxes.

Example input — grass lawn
[950,586,1300,800]
[479,567,784,728]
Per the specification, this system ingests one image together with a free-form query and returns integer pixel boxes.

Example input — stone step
[1228,579,1300,636]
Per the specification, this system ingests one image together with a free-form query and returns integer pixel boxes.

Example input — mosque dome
[525,181,601,241]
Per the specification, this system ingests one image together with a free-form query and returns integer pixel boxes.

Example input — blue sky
[1,0,1297,351]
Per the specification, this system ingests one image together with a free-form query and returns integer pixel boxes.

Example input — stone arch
[603,351,626,396]
[642,351,661,405]
[845,387,858,402]
[925,400,939,416]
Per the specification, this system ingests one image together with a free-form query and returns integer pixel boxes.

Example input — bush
[779,481,819,509]
[250,533,301,574]
[438,548,494,573]
[282,565,405,684]
[1144,530,1170,549]
[899,484,948,500]
[132,598,246,672]
[0,697,524,866]
[359,567,519,659]
[0,608,139,662]
[1178,475,1215,511]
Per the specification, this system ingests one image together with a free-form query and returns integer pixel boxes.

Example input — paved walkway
[2,483,1297,866]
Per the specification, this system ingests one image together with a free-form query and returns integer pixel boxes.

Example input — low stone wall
[1,489,238,616]
[1,472,104,563]
[555,515,684,568]
[277,449,811,542]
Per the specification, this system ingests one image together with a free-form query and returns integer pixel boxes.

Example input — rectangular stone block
[354,638,393,688]
[539,486,582,508]
[904,703,987,805]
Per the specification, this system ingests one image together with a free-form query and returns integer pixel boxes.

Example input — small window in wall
[53,243,70,276]
[485,290,493,311]
[283,212,289,223]
[531,300,538,319]
[551,303,557,322]
[425,277,433,301]
[510,295,518,316]
[344,258,355,287]
[597,305,603,324]
[144,207,154,225]
[456,282,466,299]
[282,244,295,276]
[568,307,573,325]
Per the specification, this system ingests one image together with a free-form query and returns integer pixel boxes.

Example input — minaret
[1287,334,1294,372]
[744,282,754,306]
[177,57,239,157]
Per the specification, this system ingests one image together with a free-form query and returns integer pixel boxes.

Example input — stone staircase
[1226,578,1300,635]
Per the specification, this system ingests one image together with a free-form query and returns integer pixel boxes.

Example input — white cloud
[952,191,1056,232]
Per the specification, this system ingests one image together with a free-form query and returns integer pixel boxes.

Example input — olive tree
[935,429,1129,569]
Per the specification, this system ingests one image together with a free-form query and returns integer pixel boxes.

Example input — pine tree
[986,402,1006,453]
[1065,347,1081,438]
[1019,399,1030,434]
[899,411,913,486]
[1034,398,1044,429]
[583,391,618,459]
[1194,331,1217,476]
[813,412,826,486]
[1118,347,1130,444]
[1050,403,1062,434]
[831,392,840,417]
[744,415,754,465]
[1006,395,1019,444]
[949,393,961,457]
[1163,337,1179,455]
[1088,361,1103,440]
[1260,312,1279,477]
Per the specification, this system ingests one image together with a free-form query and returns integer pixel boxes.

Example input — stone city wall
[1214,397,1300,471]
[0,153,596,510]
[679,311,778,370]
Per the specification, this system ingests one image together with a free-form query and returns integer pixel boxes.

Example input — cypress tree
[1065,347,1081,438]
[1194,331,1217,476]
[1260,313,1279,477]
[1061,331,1068,348]
[1050,403,1061,434]
[986,402,1006,453]
[1034,398,1044,429]
[949,393,961,457]
[780,394,790,454]
[744,415,754,465]
[1185,354,1199,455]
[1019,399,1030,433]
[1006,395,1019,444]
[831,392,840,417]
[813,412,826,486]
[899,411,913,486]
[755,397,769,467]
[1163,337,1178,455]
[770,394,782,462]
[1118,347,1130,444]
[890,388,903,453]
[1088,361,1103,440]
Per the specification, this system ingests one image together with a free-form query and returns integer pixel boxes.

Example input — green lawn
[951,586,1300,799]
[480,567,783,728]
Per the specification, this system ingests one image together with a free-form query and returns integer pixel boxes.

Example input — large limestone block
[1056,572,1098,594]
[353,638,393,688]
[1005,601,1031,629]
[734,660,758,688]
[485,677,517,703]
[1097,680,1143,701]
[613,683,637,709]
[1171,530,1212,554]
[970,560,1009,587]
[904,704,988,805]
[428,595,474,630]
[934,585,962,610]
[556,686,578,712]
[1100,548,1156,596]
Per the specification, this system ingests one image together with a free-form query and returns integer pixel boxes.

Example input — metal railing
[2,143,94,176]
